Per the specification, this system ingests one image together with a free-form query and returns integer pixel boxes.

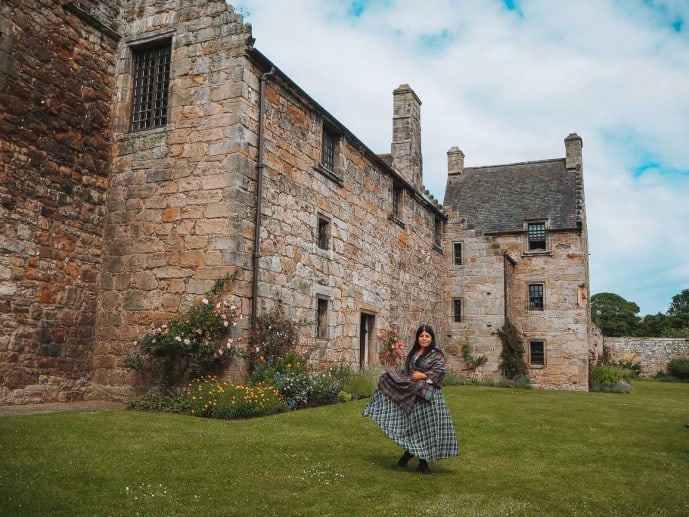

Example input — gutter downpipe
[503,252,516,322]
[251,67,276,333]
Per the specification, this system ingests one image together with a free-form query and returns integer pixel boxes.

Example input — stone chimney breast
[391,84,423,190]
[565,132,583,170]
[447,146,465,175]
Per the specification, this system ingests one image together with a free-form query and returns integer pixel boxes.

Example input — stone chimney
[447,146,465,175]
[391,84,422,190]
[565,132,583,170]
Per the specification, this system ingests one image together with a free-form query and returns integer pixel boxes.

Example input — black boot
[416,459,432,475]
[397,450,414,467]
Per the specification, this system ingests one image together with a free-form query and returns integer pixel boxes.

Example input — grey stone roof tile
[444,158,579,233]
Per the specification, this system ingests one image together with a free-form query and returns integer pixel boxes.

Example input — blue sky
[233,0,689,316]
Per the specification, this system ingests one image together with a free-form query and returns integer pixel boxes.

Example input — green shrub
[128,394,191,414]
[590,364,635,392]
[667,358,689,382]
[247,351,307,386]
[497,319,529,380]
[342,366,383,399]
[249,304,299,370]
[126,276,242,391]
[186,377,288,419]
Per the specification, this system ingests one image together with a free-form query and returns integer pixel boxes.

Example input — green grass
[1,381,688,516]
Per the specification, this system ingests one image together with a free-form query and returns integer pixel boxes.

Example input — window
[529,283,544,311]
[452,298,462,323]
[392,182,403,220]
[529,341,545,366]
[453,242,463,266]
[527,222,546,251]
[321,126,336,173]
[317,215,330,250]
[316,298,328,339]
[131,41,171,131]
[434,216,442,248]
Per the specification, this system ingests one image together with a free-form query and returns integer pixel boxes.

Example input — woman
[363,324,459,474]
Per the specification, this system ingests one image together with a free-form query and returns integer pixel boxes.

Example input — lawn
[1,381,687,516]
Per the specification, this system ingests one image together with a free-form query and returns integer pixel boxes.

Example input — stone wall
[604,337,689,377]
[0,0,123,404]
[92,0,255,399]
[255,72,446,366]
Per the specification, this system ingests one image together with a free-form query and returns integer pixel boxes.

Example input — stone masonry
[604,337,689,377]
[2,0,598,404]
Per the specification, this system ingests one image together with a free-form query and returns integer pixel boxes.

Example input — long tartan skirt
[363,388,459,462]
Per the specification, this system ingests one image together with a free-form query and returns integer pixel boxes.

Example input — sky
[232,0,689,317]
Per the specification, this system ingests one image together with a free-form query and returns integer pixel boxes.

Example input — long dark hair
[404,324,439,371]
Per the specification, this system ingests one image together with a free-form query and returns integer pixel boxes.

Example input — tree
[666,289,689,335]
[590,293,642,337]
[640,313,671,337]
[497,320,528,380]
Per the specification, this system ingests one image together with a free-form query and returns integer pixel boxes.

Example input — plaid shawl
[377,349,446,413]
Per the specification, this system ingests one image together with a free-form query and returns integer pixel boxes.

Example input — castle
[0,0,592,404]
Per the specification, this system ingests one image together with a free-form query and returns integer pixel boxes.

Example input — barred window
[392,182,403,219]
[321,126,336,172]
[529,283,544,311]
[453,242,463,266]
[529,341,545,366]
[131,42,171,131]
[527,222,546,251]
[453,298,462,323]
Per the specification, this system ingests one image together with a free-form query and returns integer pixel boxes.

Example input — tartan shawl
[377,348,446,413]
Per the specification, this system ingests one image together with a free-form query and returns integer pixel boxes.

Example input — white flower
[175,336,182,342]
[202,298,209,305]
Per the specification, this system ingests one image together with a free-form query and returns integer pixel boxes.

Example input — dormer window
[527,222,546,251]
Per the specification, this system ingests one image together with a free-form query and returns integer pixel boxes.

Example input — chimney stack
[391,84,422,190]
[565,133,583,170]
[447,146,465,175]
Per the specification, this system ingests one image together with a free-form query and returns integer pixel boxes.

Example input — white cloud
[233,0,689,316]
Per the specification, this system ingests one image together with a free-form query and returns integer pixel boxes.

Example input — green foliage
[249,304,299,370]
[186,376,288,418]
[590,364,636,392]
[591,292,642,337]
[126,276,242,391]
[461,340,488,380]
[497,319,529,380]
[342,366,383,399]
[128,394,191,413]
[667,358,689,382]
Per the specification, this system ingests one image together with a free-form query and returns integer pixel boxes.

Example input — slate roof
[444,158,581,234]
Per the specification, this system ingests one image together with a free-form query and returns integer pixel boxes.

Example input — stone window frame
[528,339,546,367]
[452,241,463,266]
[317,213,331,251]
[528,282,545,311]
[315,296,330,340]
[524,220,551,255]
[390,181,405,228]
[129,37,172,132]
[315,119,344,185]
[452,297,462,323]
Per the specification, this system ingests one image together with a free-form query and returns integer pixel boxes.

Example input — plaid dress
[363,349,459,462]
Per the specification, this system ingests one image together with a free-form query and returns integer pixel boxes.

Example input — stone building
[0,0,591,404]
[443,136,591,390]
